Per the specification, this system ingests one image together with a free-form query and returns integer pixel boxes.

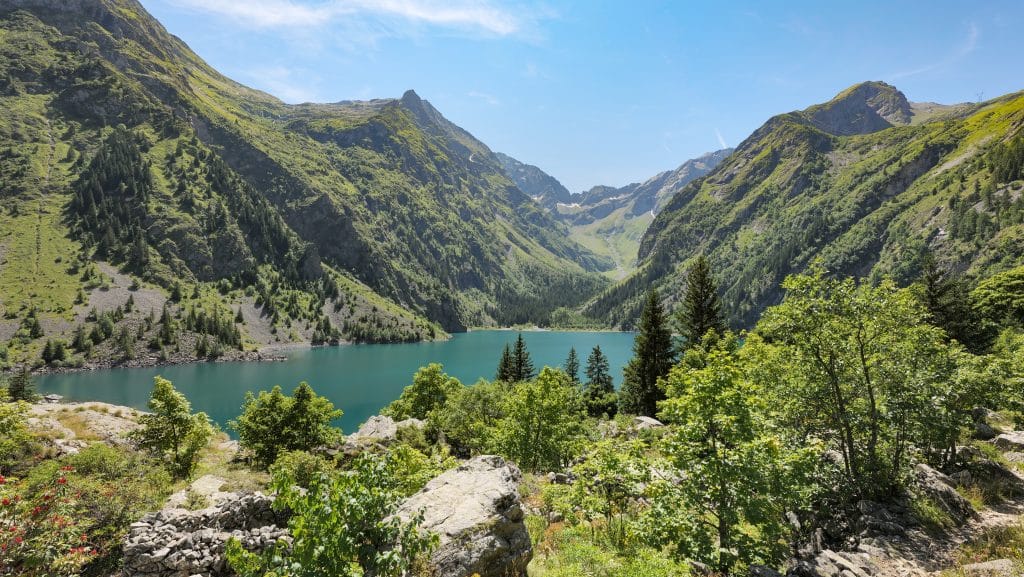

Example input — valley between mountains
[0,0,1023,373]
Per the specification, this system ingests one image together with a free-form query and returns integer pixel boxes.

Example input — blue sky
[140,0,1024,193]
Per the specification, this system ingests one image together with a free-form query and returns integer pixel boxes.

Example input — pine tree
[564,347,580,385]
[917,254,993,353]
[620,289,674,417]
[584,345,616,417]
[511,333,535,382]
[677,255,725,351]
[8,368,36,402]
[496,344,515,382]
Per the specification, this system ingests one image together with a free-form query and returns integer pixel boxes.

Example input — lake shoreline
[17,328,627,376]
[32,330,637,433]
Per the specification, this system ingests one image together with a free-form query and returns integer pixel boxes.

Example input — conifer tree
[677,256,725,351]
[564,347,580,385]
[496,344,515,382]
[584,345,616,417]
[620,290,674,417]
[510,334,535,382]
[7,367,36,402]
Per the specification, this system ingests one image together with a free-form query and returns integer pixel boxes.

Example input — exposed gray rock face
[913,463,975,525]
[122,492,288,577]
[788,549,878,577]
[397,455,532,577]
[348,415,425,445]
[994,432,1024,452]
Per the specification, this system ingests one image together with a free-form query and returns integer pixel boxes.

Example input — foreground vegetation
[1,255,1023,576]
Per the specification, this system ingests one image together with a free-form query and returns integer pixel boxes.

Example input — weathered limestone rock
[397,455,532,577]
[632,416,665,430]
[960,559,1018,577]
[994,432,1024,452]
[122,492,288,577]
[345,415,426,448]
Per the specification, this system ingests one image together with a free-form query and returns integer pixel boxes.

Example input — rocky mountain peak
[805,80,912,136]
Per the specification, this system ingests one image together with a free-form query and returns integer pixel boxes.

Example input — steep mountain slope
[499,150,731,278]
[585,81,1024,328]
[496,152,572,211]
[0,0,611,367]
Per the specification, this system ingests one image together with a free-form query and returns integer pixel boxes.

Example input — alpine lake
[36,330,636,434]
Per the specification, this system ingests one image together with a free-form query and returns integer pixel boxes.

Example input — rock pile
[122,492,288,577]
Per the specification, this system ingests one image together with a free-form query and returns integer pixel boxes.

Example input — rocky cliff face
[497,152,573,210]
[805,81,913,136]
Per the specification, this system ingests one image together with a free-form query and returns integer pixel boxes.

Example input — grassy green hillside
[586,81,1024,328]
[0,0,610,367]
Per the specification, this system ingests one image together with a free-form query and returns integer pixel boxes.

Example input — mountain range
[584,81,1024,327]
[499,149,732,278]
[1,0,1022,362]
[0,0,612,359]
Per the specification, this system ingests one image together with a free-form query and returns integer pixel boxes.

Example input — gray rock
[960,559,1017,577]
[994,432,1024,452]
[345,415,426,449]
[788,549,877,577]
[632,416,665,430]
[397,455,532,577]
[913,463,975,525]
[975,421,999,440]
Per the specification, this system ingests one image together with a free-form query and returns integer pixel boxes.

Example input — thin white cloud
[715,128,728,149]
[245,65,321,103]
[887,22,979,80]
[468,90,500,105]
[168,0,526,36]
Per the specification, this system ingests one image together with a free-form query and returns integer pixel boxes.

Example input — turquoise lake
[36,330,636,433]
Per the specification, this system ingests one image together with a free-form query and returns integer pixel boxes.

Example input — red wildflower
[0,475,5,484]
[57,477,67,485]
[1,498,10,506]
[60,466,75,472]
[14,536,22,544]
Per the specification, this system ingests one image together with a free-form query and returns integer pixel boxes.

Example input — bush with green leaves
[429,379,508,457]
[19,444,173,575]
[269,450,335,490]
[0,391,34,475]
[131,377,214,478]
[231,382,343,468]
[381,363,462,421]
[494,367,588,472]
[642,339,818,574]
[226,453,437,577]
[552,438,655,548]
[748,268,953,498]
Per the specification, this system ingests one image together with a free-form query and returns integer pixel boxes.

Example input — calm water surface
[36,330,635,433]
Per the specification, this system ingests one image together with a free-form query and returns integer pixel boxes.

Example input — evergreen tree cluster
[496,334,535,382]
[69,127,154,269]
[988,133,1024,184]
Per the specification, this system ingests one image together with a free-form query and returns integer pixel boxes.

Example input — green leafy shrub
[231,382,343,468]
[381,363,462,421]
[226,453,437,577]
[131,376,214,478]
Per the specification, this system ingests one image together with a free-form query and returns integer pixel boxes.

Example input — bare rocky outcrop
[337,414,426,454]
[397,455,532,577]
[122,492,288,577]
[123,455,531,577]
